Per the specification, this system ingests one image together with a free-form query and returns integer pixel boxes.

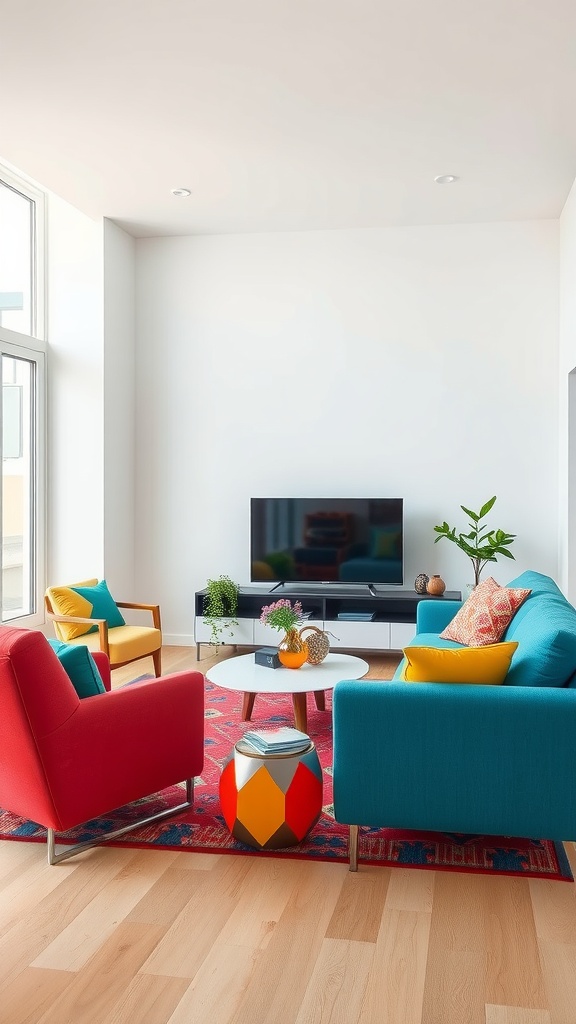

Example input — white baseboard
[162,633,195,646]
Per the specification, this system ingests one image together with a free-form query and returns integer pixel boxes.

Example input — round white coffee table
[205,652,369,733]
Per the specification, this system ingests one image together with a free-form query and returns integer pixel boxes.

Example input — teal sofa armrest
[416,599,462,634]
[333,679,576,865]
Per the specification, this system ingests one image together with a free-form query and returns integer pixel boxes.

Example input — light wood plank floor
[1,645,576,1024]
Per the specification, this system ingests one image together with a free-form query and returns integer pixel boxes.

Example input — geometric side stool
[219,738,323,850]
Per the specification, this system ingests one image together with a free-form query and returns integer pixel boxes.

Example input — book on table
[241,727,311,755]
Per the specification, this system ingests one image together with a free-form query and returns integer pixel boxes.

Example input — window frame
[0,164,45,341]
[0,163,47,626]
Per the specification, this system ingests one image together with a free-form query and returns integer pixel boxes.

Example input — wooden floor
[2,646,576,1024]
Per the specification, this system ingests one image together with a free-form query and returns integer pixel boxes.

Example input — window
[0,165,46,624]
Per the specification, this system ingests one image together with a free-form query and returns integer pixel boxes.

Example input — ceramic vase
[278,627,308,669]
[426,574,446,596]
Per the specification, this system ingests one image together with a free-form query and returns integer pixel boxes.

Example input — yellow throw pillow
[46,579,98,641]
[402,642,519,685]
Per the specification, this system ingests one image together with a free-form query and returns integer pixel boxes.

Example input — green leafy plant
[433,496,516,587]
[203,575,239,646]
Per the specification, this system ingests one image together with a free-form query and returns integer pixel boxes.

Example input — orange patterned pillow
[440,577,531,646]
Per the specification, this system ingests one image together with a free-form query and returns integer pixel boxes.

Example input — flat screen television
[250,498,404,585]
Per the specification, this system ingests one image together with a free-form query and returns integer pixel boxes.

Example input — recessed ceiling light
[434,175,459,184]
[171,188,191,197]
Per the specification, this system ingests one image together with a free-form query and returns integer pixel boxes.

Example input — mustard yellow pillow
[46,579,98,641]
[401,642,519,685]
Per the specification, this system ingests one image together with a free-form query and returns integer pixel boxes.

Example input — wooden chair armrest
[45,611,110,657]
[46,610,104,626]
[116,602,161,630]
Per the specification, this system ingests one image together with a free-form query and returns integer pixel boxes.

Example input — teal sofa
[332,571,576,869]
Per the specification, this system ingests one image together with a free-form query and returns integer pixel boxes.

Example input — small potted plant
[203,575,239,646]
[260,598,308,668]
[433,496,516,588]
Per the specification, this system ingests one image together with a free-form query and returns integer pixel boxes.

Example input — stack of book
[337,610,375,621]
[241,727,310,755]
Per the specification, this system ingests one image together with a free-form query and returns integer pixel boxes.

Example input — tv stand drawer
[330,620,391,649]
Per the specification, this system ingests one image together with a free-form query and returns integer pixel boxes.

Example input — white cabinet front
[195,617,254,645]
[329,621,391,650]
[390,622,417,650]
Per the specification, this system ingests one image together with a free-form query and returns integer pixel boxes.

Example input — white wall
[136,221,559,643]
[103,218,137,598]
[47,194,104,585]
[47,211,138,603]
[559,178,576,600]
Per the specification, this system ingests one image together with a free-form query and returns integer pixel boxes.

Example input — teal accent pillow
[70,579,126,635]
[48,639,106,698]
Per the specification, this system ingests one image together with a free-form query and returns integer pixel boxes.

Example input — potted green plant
[433,496,516,587]
[203,575,239,646]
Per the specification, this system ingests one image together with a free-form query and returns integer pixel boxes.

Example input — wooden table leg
[242,692,256,720]
[292,693,308,734]
[314,690,325,711]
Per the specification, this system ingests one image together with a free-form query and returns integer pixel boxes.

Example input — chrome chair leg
[47,779,195,865]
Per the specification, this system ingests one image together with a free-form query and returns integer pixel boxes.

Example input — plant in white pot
[433,496,516,588]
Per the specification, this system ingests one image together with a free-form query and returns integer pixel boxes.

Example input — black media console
[194,585,462,657]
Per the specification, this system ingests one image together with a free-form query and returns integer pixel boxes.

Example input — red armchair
[0,626,205,864]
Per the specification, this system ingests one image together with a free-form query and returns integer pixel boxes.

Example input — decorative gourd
[299,625,330,665]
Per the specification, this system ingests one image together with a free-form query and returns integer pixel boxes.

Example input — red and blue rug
[0,673,572,880]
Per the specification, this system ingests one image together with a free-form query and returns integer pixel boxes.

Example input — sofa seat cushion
[63,625,162,666]
[501,570,576,687]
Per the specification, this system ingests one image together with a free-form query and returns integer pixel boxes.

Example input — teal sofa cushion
[501,571,576,687]
[48,638,106,698]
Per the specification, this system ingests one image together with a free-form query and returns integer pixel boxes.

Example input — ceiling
[1,0,576,238]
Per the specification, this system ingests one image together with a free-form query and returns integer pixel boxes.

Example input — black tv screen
[250,498,404,585]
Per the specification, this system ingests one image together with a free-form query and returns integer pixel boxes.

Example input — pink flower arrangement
[260,598,304,633]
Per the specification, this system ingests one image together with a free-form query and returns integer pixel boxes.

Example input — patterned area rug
[1,667,572,880]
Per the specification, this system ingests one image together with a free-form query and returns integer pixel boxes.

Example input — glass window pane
[2,355,34,619]
[0,182,33,337]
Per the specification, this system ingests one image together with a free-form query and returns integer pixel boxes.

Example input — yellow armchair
[45,578,162,677]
